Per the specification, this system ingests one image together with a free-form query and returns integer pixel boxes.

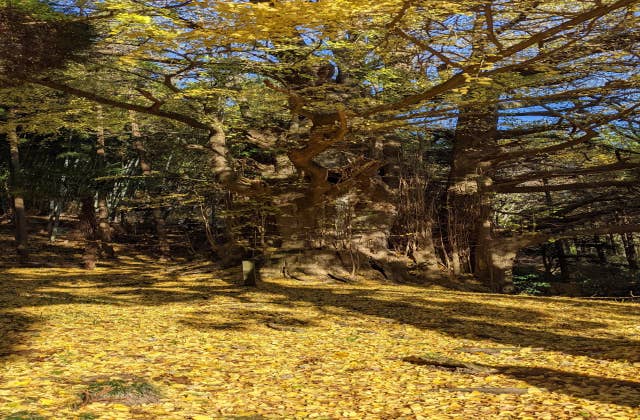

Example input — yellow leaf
[6,379,32,387]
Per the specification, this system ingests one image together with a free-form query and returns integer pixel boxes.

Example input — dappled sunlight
[2,0,640,418]
[1,261,639,418]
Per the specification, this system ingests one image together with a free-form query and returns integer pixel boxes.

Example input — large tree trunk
[258,87,441,283]
[265,108,355,279]
[472,175,505,291]
[477,237,521,293]
[266,174,417,284]
[446,87,499,285]
[6,109,28,260]
[260,68,422,284]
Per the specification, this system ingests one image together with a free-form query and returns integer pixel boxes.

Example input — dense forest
[2,0,640,293]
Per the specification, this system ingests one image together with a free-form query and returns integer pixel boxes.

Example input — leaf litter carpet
[1,258,639,419]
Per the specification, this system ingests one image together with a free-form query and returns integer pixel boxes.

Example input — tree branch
[29,77,210,130]
[494,180,636,194]
[361,0,636,116]
[494,161,640,187]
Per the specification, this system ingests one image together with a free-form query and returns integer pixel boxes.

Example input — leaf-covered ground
[1,257,640,419]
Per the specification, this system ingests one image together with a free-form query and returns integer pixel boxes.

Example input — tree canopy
[1,0,639,293]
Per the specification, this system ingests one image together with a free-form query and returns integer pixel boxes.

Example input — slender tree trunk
[543,181,569,281]
[97,194,114,256]
[95,105,115,258]
[621,232,638,269]
[47,199,62,242]
[594,234,607,263]
[46,199,55,235]
[542,244,552,280]
[129,111,170,256]
[0,193,10,218]
[6,109,28,260]
[608,234,619,254]
[79,195,98,270]
[556,240,570,281]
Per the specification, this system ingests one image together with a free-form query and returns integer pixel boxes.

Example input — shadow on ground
[497,366,640,406]
[1,246,639,408]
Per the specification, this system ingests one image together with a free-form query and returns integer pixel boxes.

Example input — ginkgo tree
[3,0,639,288]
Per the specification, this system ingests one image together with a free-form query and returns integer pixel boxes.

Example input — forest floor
[1,221,640,419]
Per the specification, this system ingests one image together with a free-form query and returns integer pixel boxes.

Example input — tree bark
[541,244,552,280]
[95,105,115,258]
[446,85,499,281]
[79,195,98,270]
[47,199,62,242]
[556,240,570,281]
[6,109,28,260]
[473,176,508,291]
[621,232,638,269]
[594,234,607,264]
[544,181,569,281]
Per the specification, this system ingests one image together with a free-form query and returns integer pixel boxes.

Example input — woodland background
[1,0,640,295]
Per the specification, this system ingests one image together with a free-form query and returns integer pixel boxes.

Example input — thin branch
[494,180,636,194]
[494,161,640,187]
[484,3,504,51]
[395,28,461,69]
